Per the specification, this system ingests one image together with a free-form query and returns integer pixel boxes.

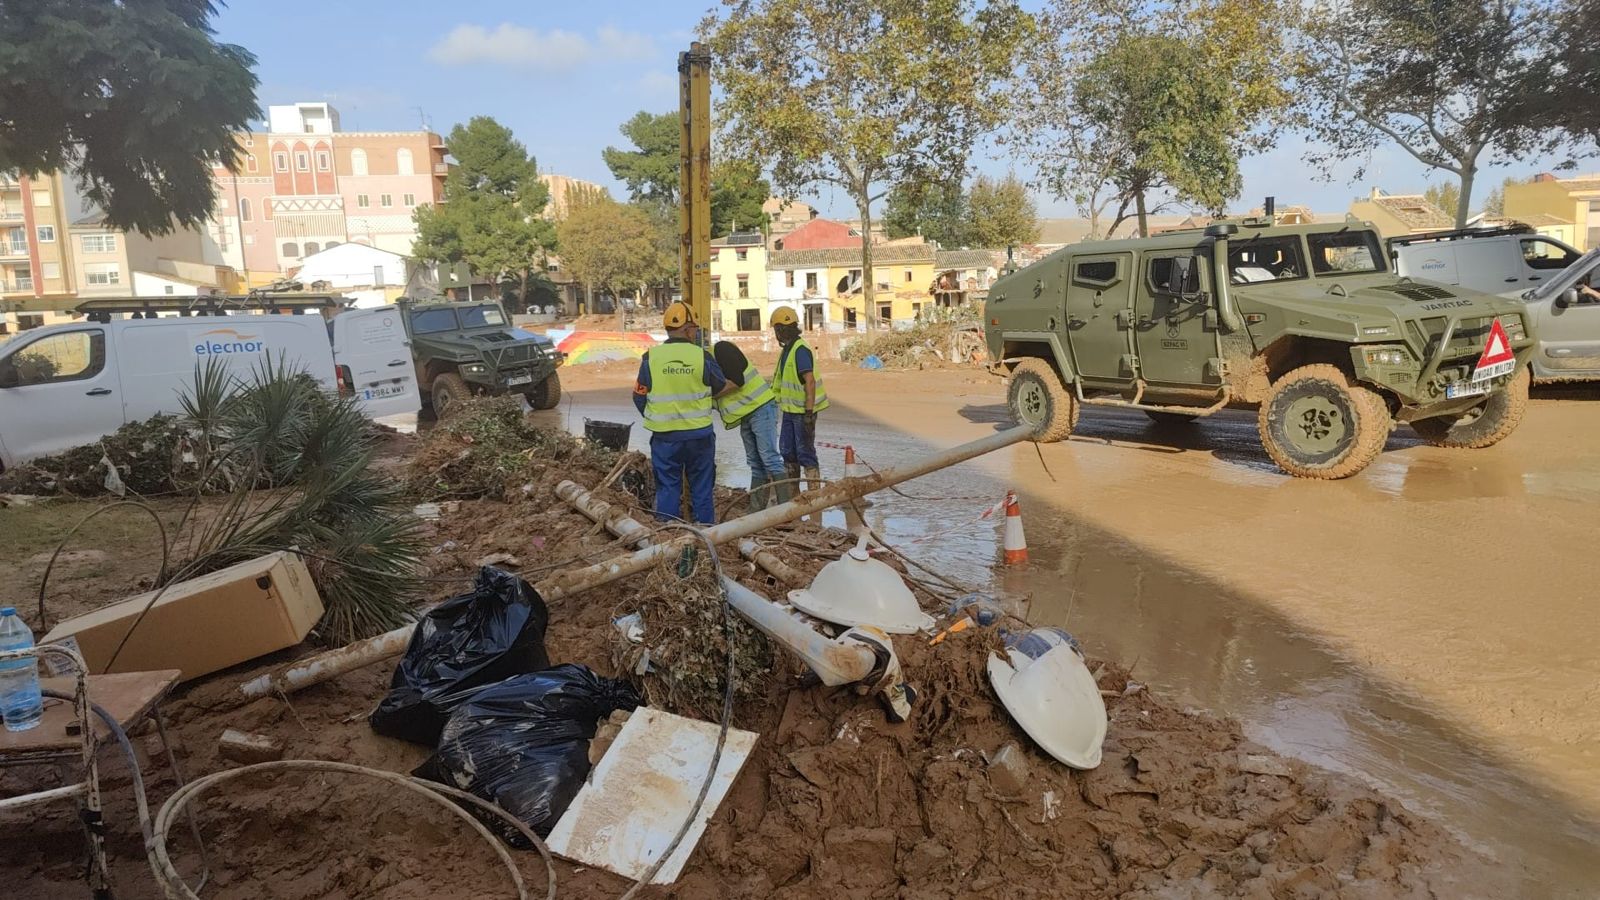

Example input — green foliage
[556,197,674,300]
[413,117,556,298]
[1423,182,1462,222]
[1480,176,1534,219]
[0,0,259,236]
[1293,0,1567,228]
[406,395,619,500]
[602,110,771,238]
[967,174,1040,247]
[707,0,1031,318]
[710,159,772,237]
[884,181,971,246]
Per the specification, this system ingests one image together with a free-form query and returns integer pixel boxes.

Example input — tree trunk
[1135,189,1149,239]
[858,195,877,330]
[1455,164,1477,229]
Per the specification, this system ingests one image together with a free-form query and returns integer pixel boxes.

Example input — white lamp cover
[787,543,934,635]
[987,627,1107,769]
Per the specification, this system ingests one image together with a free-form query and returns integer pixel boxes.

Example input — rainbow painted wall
[546,329,662,365]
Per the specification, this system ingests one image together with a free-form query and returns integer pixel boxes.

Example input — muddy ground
[0,353,1590,897]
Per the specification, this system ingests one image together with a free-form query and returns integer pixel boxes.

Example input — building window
[785,270,795,288]
[325,241,340,249]
[305,241,320,256]
[85,262,121,285]
[737,309,760,331]
[805,272,818,291]
[36,225,54,242]
[282,242,299,258]
[244,235,254,245]
[877,302,892,321]
[32,189,50,207]
[397,148,414,176]
[736,248,748,261]
[316,150,331,171]
[904,269,913,282]
[245,137,254,147]
[403,193,416,207]
[42,261,60,279]
[357,194,369,208]
[164,285,175,295]
[737,274,750,299]
[350,148,368,176]
[246,154,258,173]
[711,277,721,299]
[295,151,309,172]
[239,198,251,222]
[274,152,288,172]
[80,234,117,254]
[380,193,392,208]
[712,311,723,331]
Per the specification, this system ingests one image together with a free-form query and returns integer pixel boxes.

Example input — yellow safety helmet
[663,301,698,329]
[769,306,799,327]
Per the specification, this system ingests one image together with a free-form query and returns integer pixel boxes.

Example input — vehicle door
[1535,254,1600,377]
[1518,236,1579,291]
[1134,251,1219,387]
[0,326,125,464]
[1063,252,1135,385]
[331,306,421,417]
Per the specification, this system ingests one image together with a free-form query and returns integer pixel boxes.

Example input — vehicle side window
[460,306,507,328]
[1148,255,1201,296]
[1074,259,1120,287]
[409,308,459,334]
[1227,236,1306,283]
[0,329,105,388]
[1521,238,1578,270]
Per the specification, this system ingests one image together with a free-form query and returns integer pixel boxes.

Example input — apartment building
[710,231,769,332]
[0,170,77,332]
[69,213,231,300]
[210,102,448,283]
[1504,173,1600,250]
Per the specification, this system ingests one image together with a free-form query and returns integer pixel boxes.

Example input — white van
[0,306,420,472]
[1389,225,1581,298]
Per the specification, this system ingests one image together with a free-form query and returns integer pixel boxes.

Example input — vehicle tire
[1257,364,1390,479]
[1007,358,1078,442]
[1411,365,1529,449]
[431,372,472,418]
[526,372,562,410]
[1145,411,1197,426]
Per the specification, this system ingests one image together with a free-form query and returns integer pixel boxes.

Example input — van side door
[1134,252,1220,387]
[0,326,125,465]
[331,306,421,418]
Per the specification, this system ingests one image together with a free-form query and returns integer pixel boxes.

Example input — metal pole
[241,424,1034,698]
[678,42,712,340]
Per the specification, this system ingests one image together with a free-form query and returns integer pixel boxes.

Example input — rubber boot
[747,472,770,514]
[770,476,795,507]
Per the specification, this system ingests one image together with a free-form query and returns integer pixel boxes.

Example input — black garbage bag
[415,664,641,842]
[369,567,550,745]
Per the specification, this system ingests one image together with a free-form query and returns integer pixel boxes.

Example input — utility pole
[678,42,712,340]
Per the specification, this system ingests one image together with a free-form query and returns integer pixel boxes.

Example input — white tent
[294,243,409,308]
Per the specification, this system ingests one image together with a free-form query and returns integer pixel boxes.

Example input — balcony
[432,163,449,175]
[1,241,27,258]
[0,210,23,223]
[0,278,33,293]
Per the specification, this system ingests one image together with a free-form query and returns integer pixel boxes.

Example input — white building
[766,252,832,331]
[293,241,408,308]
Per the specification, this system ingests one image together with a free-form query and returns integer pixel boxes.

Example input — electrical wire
[36,500,169,631]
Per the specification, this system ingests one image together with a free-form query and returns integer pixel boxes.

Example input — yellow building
[825,242,937,329]
[710,231,769,332]
[1503,173,1599,250]
[1347,188,1453,238]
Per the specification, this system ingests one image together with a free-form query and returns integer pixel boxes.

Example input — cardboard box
[43,552,324,680]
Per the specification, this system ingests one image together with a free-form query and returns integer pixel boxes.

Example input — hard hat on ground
[663,301,698,329]
[769,307,799,327]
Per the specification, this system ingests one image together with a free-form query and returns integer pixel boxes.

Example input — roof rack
[1388,223,1534,247]
[73,292,349,320]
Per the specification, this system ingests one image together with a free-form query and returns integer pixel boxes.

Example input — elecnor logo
[194,328,266,355]
[1421,258,1446,271]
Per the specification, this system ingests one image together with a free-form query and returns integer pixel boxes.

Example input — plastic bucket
[584,419,633,451]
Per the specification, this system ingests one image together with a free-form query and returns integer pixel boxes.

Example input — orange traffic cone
[844,445,864,479]
[1003,492,1028,565]
[843,445,871,533]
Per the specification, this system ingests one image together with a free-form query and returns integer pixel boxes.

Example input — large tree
[883,181,971,247]
[413,117,556,300]
[1295,0,1565,228]
[1023,0,1292,237]
[708,0,1030,325]
[968,174,1040,247]
[0,0,258,235]
[602,109,770,238]
[555,198,670,318]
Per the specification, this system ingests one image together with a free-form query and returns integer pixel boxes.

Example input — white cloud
[636,71,679,98]
[428,23,654,72]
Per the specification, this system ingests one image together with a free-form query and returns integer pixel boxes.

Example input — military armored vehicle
[400,299,564,416]
[985,217,1534,479]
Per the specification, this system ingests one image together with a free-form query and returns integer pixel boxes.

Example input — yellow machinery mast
[678,42,712,341]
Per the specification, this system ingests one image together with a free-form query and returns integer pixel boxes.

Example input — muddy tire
[526,372,562,410]
[431,373,472,418]
[1411,365,1529,449]
[1145,411,1197,426]
[1007,358,1078,442]
[1257,364,1389,479]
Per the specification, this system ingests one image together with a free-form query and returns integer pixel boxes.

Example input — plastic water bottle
[0,606,44,732]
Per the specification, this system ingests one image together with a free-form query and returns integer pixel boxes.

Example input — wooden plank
[0,670,180,757]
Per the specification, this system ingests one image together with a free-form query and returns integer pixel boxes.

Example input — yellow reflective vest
[776,338,829,414]
[642,342,714,433]
[715,364,776,429]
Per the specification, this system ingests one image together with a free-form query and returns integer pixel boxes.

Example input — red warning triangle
[1477,319,1515,367]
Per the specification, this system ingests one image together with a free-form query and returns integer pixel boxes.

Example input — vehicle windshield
[1529,247,1600,301]
[459,305,507,328]
[409,307,458,334]
[1307,229,1386,275]
[1228,236,1306,284]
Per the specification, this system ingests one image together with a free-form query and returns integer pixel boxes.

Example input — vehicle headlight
[1364,347,1407,366]
[1496,315,1525,341]
[464,363,487,374]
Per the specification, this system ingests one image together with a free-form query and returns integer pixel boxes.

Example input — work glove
[802,411,817,440]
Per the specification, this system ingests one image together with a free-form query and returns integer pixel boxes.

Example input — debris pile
[0,414,187,496]
[407,396,628,501]
[840,319,987,369]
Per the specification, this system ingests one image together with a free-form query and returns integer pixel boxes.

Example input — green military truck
[985,217,1535,479]
[400,299,564,417]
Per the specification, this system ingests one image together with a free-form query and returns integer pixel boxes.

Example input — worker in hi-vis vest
[770,306,828,495]
[633,302,731,524]
[712,339,786,512]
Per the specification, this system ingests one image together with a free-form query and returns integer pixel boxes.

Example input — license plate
[363,384,405,400]
[506,373,533,386]
[1445,381,1489,399]
[1470,360,1515,383]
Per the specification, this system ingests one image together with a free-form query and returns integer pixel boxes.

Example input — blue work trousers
[739,402,786,483]
[650,434,717,525]
[780,410,819,468]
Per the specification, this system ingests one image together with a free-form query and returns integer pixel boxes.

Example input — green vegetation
[602,109,771,238]
[885,174,1039,248]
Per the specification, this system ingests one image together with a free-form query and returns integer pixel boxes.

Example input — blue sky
[213,1,1589,220]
